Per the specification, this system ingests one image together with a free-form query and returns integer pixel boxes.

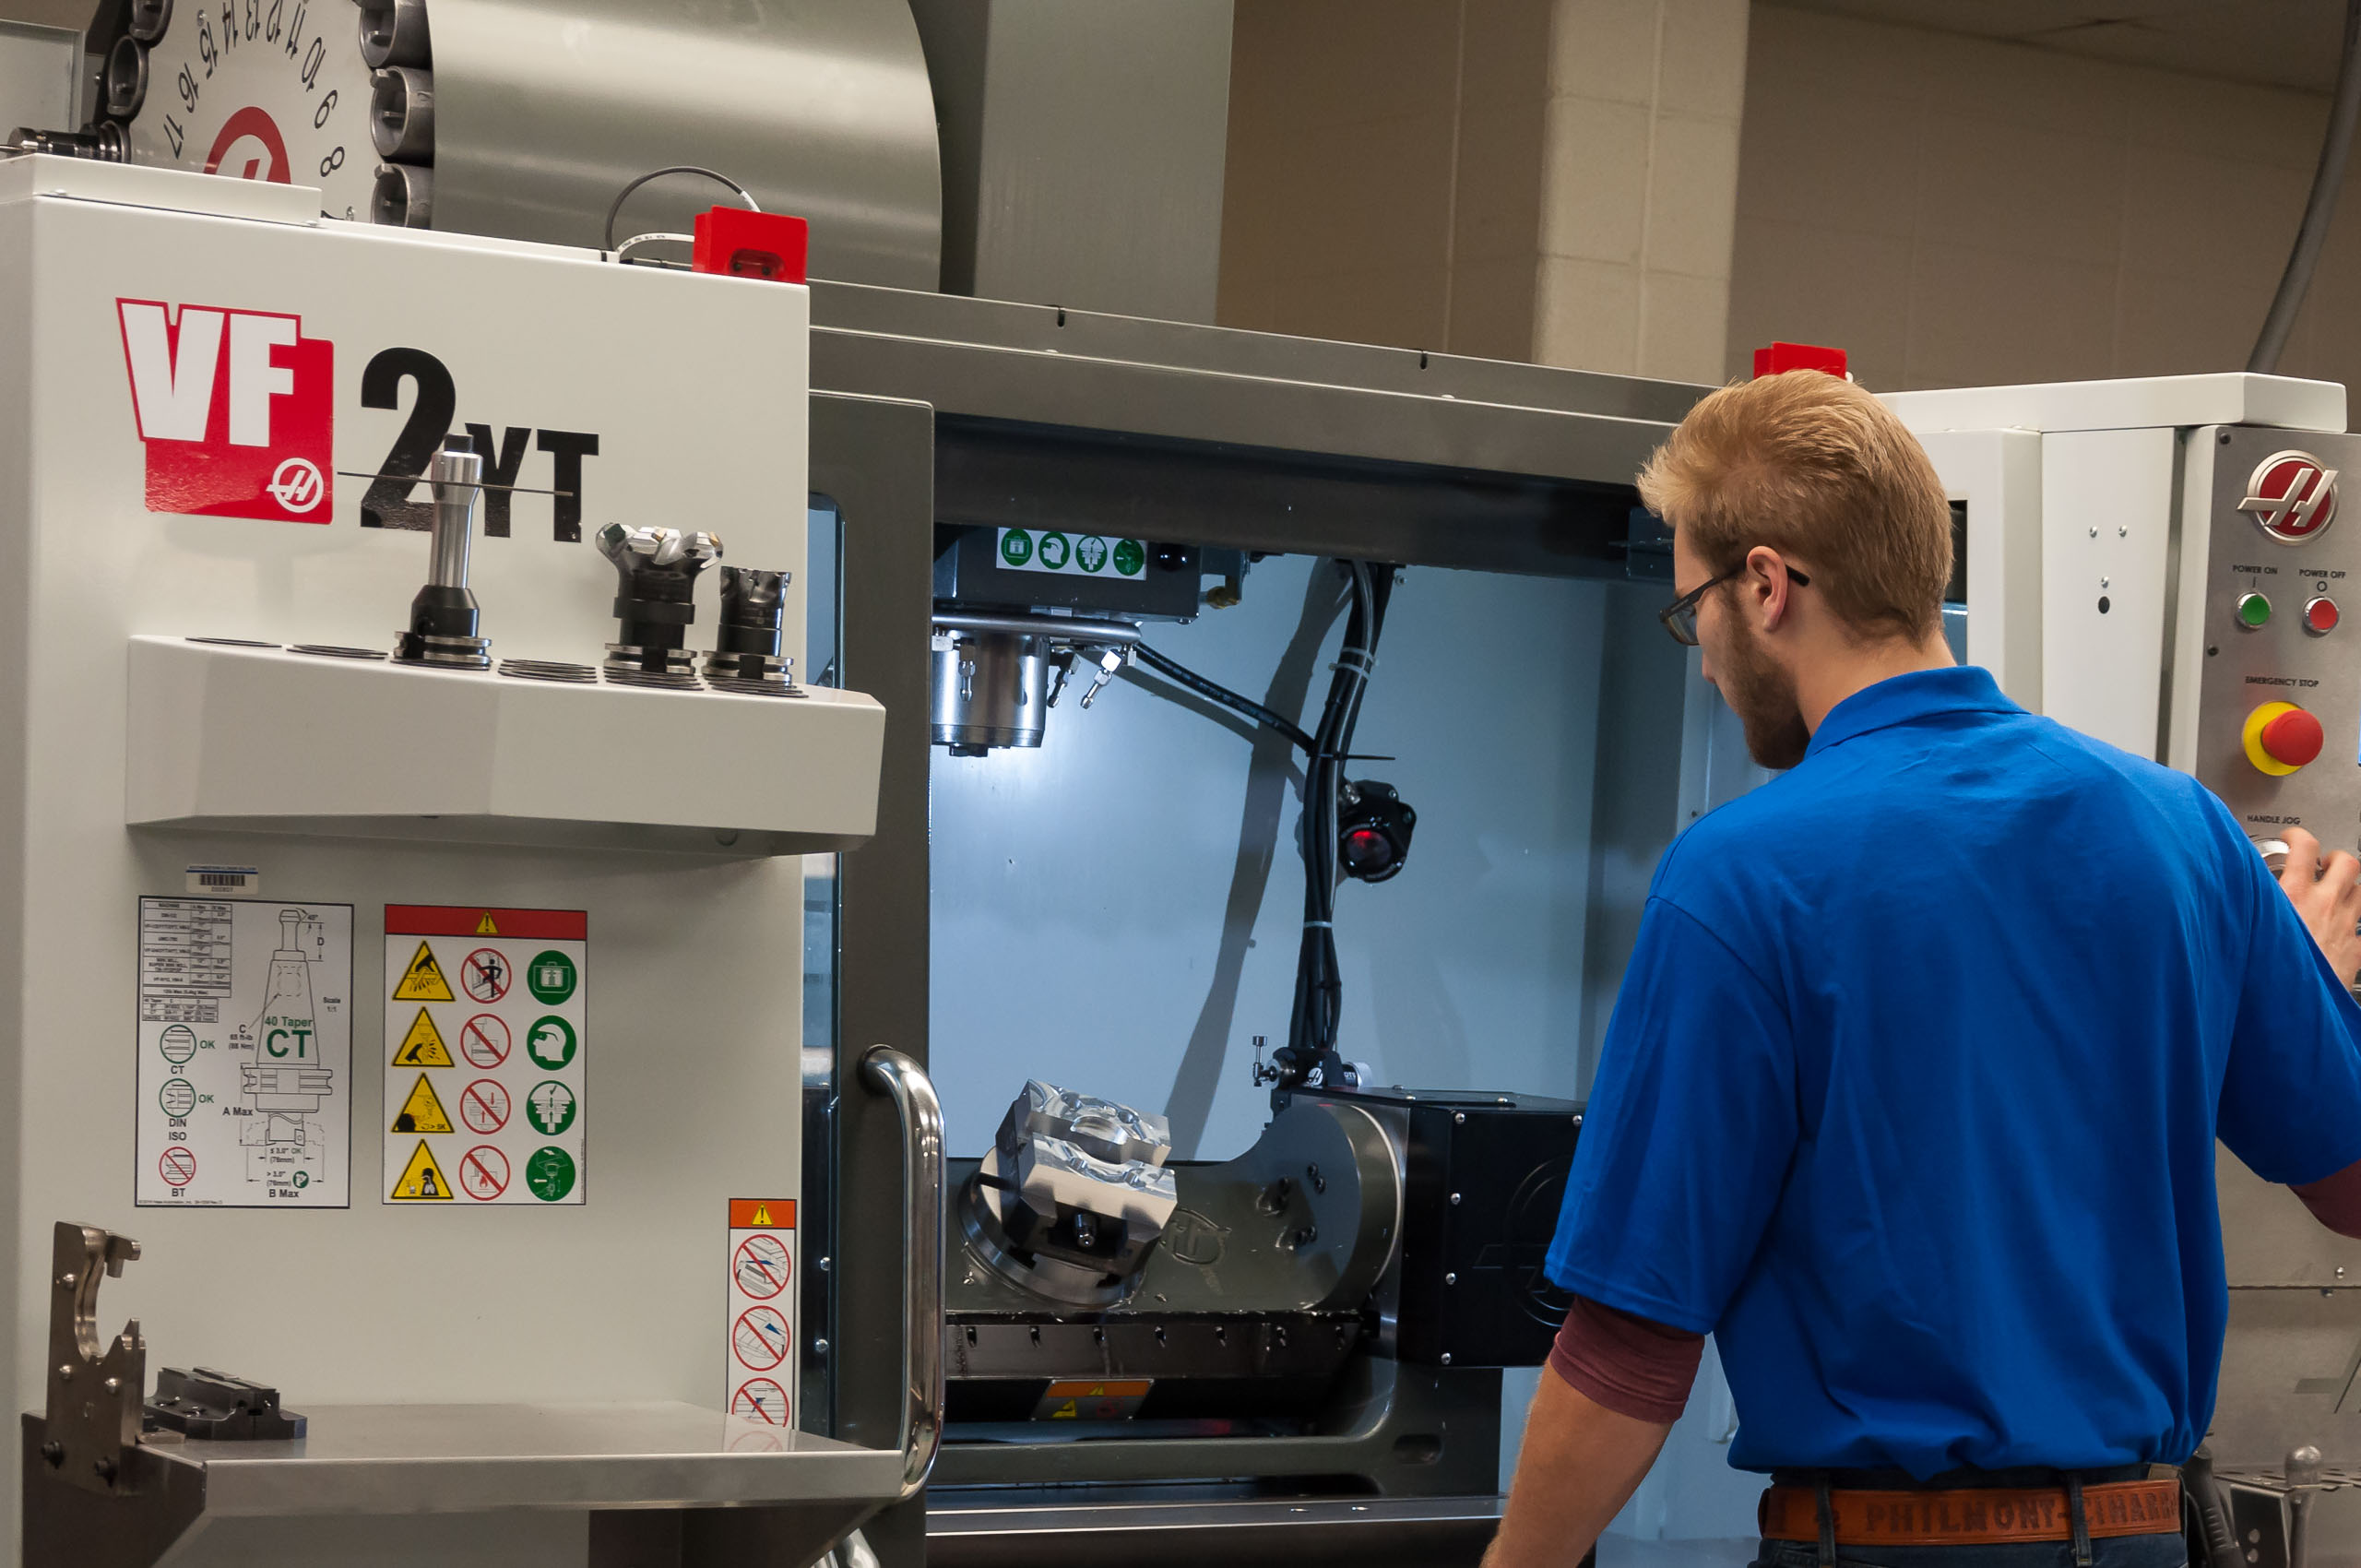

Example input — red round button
[2263,706,2327,766]
[2308,596,2341,635]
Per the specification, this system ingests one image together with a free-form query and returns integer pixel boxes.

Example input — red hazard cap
[692,208,809,285]
[1752,341,1849,379]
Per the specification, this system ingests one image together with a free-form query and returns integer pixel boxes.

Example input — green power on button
[2237,592,2272,629]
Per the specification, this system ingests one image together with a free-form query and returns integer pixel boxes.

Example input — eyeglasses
[1657,561,1811,647]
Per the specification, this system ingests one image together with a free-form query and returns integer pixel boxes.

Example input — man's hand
[2276,827,2361,984]
[1485,1367,1673,1568]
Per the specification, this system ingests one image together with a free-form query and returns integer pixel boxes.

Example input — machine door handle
[857,1045,944,1502]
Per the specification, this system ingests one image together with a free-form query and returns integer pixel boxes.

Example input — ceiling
[1777,0,2353,94]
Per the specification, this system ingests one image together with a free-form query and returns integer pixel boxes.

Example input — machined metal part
[369,66,433,162]
[930,612,1141,754]
[497,658,595,683]
[2217,1453,2355,1568]
[6,124,124,160]
[372,161,433,229]
[597,524,721,677]
[858,1047,946,1503]
[42,1220,146,1495]
[358,0,431,69]
[705,565,799,685]
[102,36,147,122]
[145,1367,305,1441]
[392,436,491,669]
[959,1082,1179,1308]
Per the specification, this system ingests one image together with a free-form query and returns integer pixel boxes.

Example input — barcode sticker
[184,865,259,897]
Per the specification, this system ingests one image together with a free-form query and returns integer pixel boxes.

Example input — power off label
[726,1199,797,1431]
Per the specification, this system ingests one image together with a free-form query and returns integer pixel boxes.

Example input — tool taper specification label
[383,906,586,1206]
[136,898,354,1207]
[726,1199,797,1428]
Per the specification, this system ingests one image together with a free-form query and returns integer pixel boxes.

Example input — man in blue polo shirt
[1486,371,2361,1568]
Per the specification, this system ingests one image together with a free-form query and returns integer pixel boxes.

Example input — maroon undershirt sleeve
[2294,1156,2361,1238]
[1546,1293,1706,1425]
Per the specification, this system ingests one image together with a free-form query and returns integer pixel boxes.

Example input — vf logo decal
[117,299,335,524]
[2239,450,2340,543]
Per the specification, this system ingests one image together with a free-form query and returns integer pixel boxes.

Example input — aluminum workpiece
[0,156,913,1567]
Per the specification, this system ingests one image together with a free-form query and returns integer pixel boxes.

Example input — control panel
[2194,428,2361,844]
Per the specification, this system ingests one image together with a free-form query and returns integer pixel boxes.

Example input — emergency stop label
[725,1199,798,1431]
[135,897,354,1208]
[383,906,586,1206]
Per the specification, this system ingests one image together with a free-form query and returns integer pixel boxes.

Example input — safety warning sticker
[136,898,354,1208]
[725,1199,797,1425]
[383,906,586,1206]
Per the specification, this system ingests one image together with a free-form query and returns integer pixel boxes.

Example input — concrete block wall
[1535,0,1750,381]
[1729,4,2361,393]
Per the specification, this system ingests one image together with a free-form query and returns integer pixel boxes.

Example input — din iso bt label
[135,898,355,1207]
[382,906,587,1206]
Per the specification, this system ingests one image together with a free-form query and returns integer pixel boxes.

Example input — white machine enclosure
[0,158,858,1560]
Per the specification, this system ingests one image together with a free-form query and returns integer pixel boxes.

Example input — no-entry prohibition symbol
[458,1014,510,1069]
[734,1234,791,1299]
[732,1379,789,1425]
[458,1145,510,1200]
[459,1078,512,1134]
[460,948,511,1004]
[158,1146,198,1187]
[732,1306,791,1372]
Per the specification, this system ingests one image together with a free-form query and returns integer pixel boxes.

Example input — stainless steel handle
[857,1046,944,1503]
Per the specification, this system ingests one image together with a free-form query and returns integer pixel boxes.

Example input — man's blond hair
[1637,371,1952,643]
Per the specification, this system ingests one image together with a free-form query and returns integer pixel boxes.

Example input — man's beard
[1717,609,1811,769]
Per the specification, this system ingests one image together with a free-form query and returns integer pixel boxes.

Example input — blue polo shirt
[1546,664,2361,1477]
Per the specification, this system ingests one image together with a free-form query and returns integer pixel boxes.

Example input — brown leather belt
[1762,1479,2182,1546]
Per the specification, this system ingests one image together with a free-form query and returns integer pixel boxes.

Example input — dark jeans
[1751,1531,2188,1568]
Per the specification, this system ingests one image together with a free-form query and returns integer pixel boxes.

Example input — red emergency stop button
[2308,596,2341,636]
[2245,701,2325,775]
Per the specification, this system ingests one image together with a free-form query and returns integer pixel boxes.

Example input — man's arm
[2226,826,2361,1227]
[1485,1367,1674,1568]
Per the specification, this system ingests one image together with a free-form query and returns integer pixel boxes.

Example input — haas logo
[2238,450,2339,543]
[118,300,334,524]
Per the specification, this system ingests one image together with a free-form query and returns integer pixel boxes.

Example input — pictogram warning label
[158,1146,198,1187]
[732,1306,791,1371]
[731,1379,789,1425]
[726,1197,797,1425]
[390,1139,453,1200]
[392,942,455,1002]
[392,1073,453,1134]
[460,948,511,1004]
[458,1078,511,1134]
[391,1008,454,1067]
[386,905,585,1208]
[458,1145,510,1199]
[525,1079,576,1135]
[458,1014,510,1069]
[734,1234,791,1299]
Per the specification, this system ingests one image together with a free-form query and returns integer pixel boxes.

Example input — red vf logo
[2238,450,2340,543]
[117,299,334,524]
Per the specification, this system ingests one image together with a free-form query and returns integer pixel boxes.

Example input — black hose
[1287,562,1384,1075]
[2183,1448,2241,1568]
[2250,0,2361,372]
[1133,643,1316,754]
